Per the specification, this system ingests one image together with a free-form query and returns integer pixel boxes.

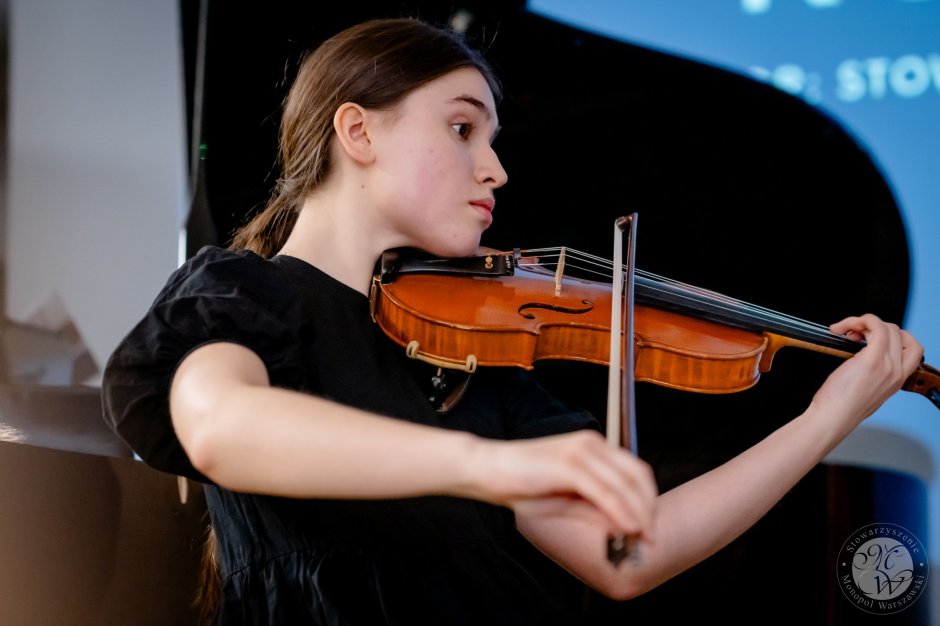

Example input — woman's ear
[332,103,375,165]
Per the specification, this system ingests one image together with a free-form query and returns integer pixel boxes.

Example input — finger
[830,313,892,344]
[572,443,657,533]
[859,317,908,379]
[549,438,655,537]
[829,315,866,338]
[514,495,614,526]
[835,316,910,397]
[865,316,899,360]
[580,451,657,536]
[558,455,647,536]
[597,448,659,528]
[899,329,925,375]
[832,314,898,354]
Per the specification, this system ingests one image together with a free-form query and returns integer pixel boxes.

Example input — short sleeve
[101,246,305,481]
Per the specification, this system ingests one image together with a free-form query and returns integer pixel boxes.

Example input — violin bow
[606,214,640,566]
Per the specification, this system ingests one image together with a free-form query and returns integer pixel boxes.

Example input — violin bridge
[554,246,567,296]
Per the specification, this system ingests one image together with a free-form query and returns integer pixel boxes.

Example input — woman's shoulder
[118,245,306,373]
[160,245,290,302]
[102,246,307,478]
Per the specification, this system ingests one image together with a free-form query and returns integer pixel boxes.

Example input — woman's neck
[277,198,383,297]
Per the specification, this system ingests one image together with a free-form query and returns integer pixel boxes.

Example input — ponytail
[195,524,221,626]
[228,188,299,258]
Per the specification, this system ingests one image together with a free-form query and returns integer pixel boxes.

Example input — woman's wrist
[449,434,513,505]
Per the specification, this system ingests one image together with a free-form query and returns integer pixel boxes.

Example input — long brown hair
[229,18,501,258]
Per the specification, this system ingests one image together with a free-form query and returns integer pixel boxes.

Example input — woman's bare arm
[515,314,924,600]
[170,341,659,532]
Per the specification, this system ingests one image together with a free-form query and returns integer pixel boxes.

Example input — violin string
[525,247,820,329]
[574,250,843,344]
[516,247,842,344]
[586,249,840,342]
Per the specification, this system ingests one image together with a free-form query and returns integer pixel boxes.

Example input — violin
[370,246,940,410]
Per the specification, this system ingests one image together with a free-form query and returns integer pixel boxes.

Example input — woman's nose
[478,145,508,189]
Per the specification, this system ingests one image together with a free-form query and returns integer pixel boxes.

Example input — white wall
[6,0,186,377]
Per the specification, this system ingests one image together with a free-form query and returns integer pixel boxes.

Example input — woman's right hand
[463,430,658,541]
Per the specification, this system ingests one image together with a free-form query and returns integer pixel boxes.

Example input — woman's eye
[452,122,473,139]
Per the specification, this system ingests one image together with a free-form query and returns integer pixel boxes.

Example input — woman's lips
[470,199,495,225]
[470,198,495,212]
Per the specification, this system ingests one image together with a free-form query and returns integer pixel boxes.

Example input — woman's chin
[422,238,483,259]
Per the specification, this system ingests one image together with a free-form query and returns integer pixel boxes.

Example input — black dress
[102,246,599,625]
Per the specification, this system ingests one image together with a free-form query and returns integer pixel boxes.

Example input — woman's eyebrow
[450,95,493,119]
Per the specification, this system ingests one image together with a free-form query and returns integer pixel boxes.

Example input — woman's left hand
[811,313,923,429]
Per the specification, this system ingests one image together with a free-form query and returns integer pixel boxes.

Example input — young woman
[102,17,923,625]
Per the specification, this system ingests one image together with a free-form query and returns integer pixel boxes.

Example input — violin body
[373,262,769,393]
[370,250,940,408]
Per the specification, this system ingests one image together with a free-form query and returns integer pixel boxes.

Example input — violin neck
[634,274,862,354]
[636,274,940,411]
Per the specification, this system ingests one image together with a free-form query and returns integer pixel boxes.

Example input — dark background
[180,1,926,623]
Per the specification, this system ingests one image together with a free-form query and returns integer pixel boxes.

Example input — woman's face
[368,67,508,257]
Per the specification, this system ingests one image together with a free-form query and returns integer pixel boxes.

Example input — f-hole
[518,300,594,320]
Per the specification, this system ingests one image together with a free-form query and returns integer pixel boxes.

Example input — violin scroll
[903,363,940,409]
